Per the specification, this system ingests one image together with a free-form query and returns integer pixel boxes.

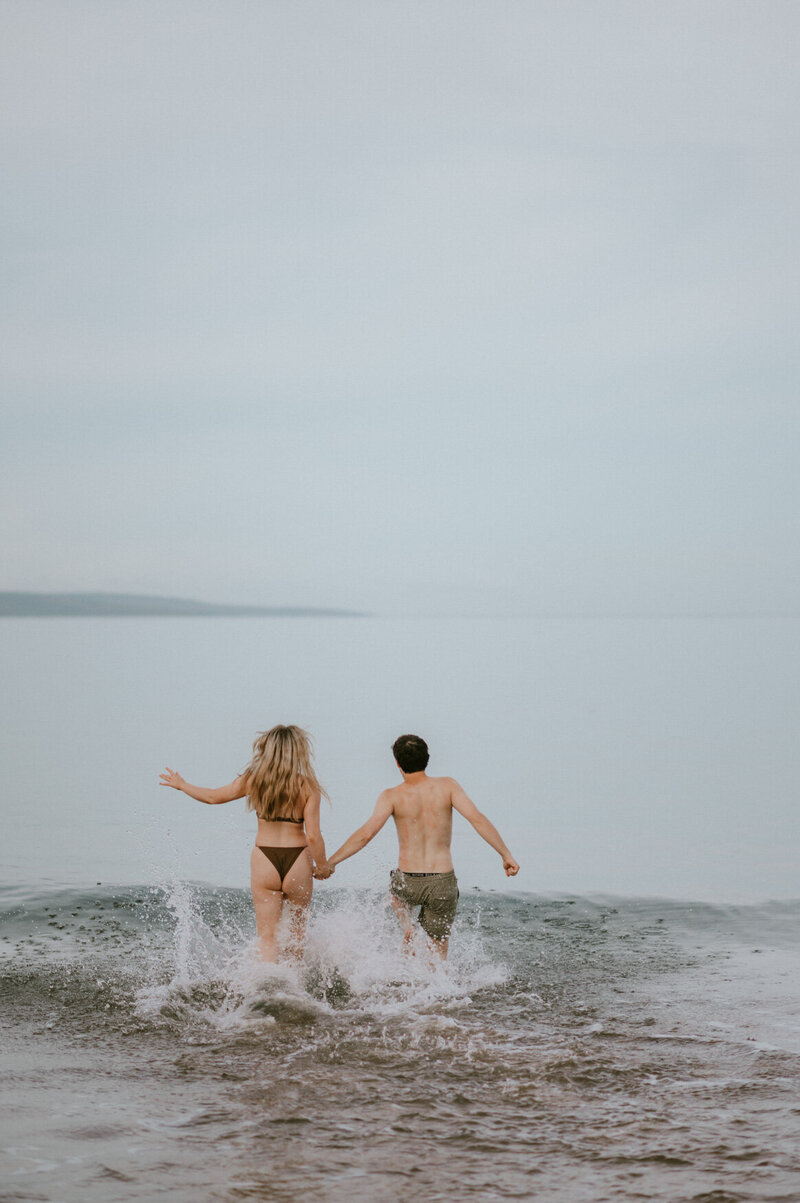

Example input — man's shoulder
[384,776,459,805]
[428,775,459,792]
[420,776,459,803]
[386,775,456,787]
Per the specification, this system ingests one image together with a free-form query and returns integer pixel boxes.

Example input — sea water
[2,883,799,1201]
[1,615,798,899]
[1,616,799,1200]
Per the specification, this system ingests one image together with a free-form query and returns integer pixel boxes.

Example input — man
[321,734,519,958]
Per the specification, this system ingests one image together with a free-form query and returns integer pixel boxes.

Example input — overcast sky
[2,1,798,615]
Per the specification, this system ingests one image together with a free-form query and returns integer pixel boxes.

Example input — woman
[160,724,332,962]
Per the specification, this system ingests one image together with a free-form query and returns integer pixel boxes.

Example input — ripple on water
[2,885,800,1202]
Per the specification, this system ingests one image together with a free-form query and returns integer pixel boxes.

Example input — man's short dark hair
[392,734,429,773]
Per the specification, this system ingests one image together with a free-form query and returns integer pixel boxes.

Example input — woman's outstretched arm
[159,769,248,805]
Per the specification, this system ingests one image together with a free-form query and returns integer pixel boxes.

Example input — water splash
[4,883,800,1203]
[131,879,507,1035]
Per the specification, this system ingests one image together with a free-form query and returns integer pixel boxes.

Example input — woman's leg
[250,847,284,962]
[281,850,314,961]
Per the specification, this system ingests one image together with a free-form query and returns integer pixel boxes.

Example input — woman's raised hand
[159,767,185,791]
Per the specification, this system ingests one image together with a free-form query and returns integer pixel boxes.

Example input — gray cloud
[2,1,798,612]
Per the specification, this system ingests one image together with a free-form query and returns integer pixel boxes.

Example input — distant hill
[0,592,365,618]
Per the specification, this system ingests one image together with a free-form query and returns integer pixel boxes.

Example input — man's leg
[423,935,448,960]
[419,873,458,960]
[390,893,417,951]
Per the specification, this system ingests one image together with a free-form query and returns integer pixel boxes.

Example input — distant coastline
[0,592,365,618]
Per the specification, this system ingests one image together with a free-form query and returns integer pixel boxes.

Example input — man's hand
[313,863,334,880]
[503,855,519,877]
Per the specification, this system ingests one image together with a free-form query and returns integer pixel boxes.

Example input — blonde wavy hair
[244,724,327,822]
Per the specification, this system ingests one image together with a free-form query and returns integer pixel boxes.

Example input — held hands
[503,855,520,877]
[159,767,186,791]
[313,862,335,880]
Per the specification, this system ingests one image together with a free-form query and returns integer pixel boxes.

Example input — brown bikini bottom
[258,845,307,884]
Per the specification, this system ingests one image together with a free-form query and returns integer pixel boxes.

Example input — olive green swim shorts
[389,869,459,942]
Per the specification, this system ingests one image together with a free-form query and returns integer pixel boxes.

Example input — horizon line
[0,590,797,621]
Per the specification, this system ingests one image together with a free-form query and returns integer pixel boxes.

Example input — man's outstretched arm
[326,792,395,869]
[450,780,520,876]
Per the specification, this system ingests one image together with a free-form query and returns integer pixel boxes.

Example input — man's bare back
[384,775,455,873]
[324,735,519,956]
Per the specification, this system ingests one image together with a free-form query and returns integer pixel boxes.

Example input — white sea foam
[6,882,800,1203]
[133,878,508,1034]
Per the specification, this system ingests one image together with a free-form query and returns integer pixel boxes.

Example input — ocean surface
[2,882,799,1202]
[1,615,799,1199]
[1,615,798,899]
